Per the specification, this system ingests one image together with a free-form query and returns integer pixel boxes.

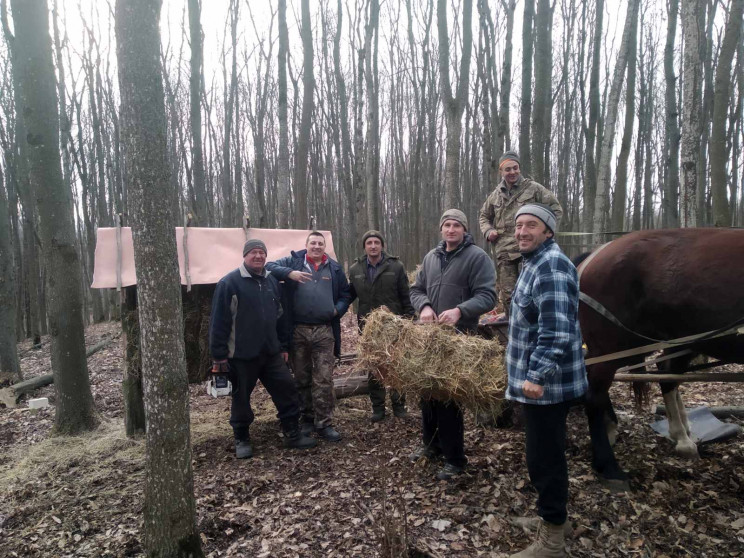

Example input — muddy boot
[371,407,386,423]
[235,439,253,459]
[392,405,408,419]
[511,517,572,537]
[283,429,318,450]
[510,519,566,557]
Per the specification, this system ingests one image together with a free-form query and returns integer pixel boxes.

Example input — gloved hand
[211,360,229,375]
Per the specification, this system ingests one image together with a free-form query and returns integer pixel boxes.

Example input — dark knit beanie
[361,230,385,248]
[243,239,267,256]
[498,150,521,169]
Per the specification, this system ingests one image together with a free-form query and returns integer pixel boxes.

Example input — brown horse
[576,228,744,485]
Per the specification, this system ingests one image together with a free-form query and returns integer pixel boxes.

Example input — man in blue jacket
[506,204,587,557]
[210,239,317,459]
[266,231,352,442]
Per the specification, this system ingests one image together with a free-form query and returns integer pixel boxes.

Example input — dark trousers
[523,400,572,525]
[421,398,467,467]
[229,353,300,440]
[369,374,405,411]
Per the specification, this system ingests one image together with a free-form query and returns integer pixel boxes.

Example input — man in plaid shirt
[506,203,587,558]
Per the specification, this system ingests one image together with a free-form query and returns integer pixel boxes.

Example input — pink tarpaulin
[91,227,336,288]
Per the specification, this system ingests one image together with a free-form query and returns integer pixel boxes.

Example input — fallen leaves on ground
[1,316,743,557]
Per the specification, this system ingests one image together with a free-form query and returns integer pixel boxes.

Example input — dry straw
[358,308,507,416]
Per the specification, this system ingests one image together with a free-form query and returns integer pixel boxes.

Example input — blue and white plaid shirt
[506,238,588,405]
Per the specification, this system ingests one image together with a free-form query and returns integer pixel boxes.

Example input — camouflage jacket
[478,176,563,261]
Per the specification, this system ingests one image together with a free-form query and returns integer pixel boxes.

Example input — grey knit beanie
[439,208,468,231]
[515,203,557,233]
[243,238,267,256]
[498,150,521,169]
[361,229,385,247]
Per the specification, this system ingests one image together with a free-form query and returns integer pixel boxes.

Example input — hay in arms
[358,308,507,416]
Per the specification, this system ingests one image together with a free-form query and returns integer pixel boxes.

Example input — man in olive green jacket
[478,151,563,317]
[348,230,414,422]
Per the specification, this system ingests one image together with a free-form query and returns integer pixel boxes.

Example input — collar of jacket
[239,262,270,278]
[521,237,556,260]
[498,174,525,195]
[354,252,399,265]
[291,249,339,270]
[435,233,475,256]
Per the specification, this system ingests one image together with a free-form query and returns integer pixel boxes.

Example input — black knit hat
[361,230,385,248]
[243,239,267,256]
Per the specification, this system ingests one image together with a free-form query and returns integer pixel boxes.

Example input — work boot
[409,445,441,463]
[435,462,464,481]
[510,517,572,537]
[283,428,318,450]
[371,408,386,423]
[392,406,408,418]
[510,519,566,557]
[316,425,342,442]
[300,421,314,437]
[235,439,253,459]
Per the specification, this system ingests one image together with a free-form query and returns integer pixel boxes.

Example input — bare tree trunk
[277,0,290,228]
[0,174,20,381]
[662,0,681,227]
[364,0,381,230]
[611,0,638,231]
[497,0,516,156]
[115,0,203,555]
[121,286,144,435]
[294,0,314,229]
[519,0,534,175]
[437,0,473,209]
[710,0,743,227]
[530,0,552,185]
[680,0,703,227]
[188,0,208,226]
[583,0,603,231]
[220,0,238,226]
[10,0,97,434]
[593,0,639,233]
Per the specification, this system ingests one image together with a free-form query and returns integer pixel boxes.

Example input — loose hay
[358,308,507,416]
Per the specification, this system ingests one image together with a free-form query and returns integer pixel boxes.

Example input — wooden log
[333,374,368,399]
[0,336,117,408]
[654,405,744,418]
[614,372,744,383]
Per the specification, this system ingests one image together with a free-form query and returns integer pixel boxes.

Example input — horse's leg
[604,399,619,446]
[584,379,629,488]
[675,389,692,437]
[660,382,699,459]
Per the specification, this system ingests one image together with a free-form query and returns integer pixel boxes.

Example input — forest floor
[1,316,743,557]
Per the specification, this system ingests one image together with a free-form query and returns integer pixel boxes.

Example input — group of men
[209,150,584,557]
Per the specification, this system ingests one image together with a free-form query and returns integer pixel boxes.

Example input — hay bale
[358,308,507,416]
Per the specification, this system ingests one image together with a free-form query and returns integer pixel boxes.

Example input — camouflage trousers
[496,257,520,319]
[289,324,336,428]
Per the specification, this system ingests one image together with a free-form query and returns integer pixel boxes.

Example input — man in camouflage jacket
[478,151,563,318]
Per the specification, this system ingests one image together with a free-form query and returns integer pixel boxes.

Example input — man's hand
[522,380,544,399]
[438,308,461,325]
[211,359,229,375]
[281,352,289,363]
[419,306,437,323]
[288,270,313,283]
[487,230,498,243]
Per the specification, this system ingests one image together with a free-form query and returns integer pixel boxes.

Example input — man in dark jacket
[348,230,415,422]
[409,209,497,480]
[210,239,317,459]
[265,231,352,442]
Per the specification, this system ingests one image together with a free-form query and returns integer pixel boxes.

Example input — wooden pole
[614,372,744,383]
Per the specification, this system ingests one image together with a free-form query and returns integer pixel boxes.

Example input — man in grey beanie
[478,151,563,318]
[409,209,496,480]
[210,239,317,458]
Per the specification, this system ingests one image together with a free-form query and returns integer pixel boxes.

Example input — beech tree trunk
[437,0,473,210]
[663,0,681,227]
[0,174,20,382]
[519,0,535,176]
[10,0,97,435]
[680,0,703,227]
[583,0,603,231]
[115,0,203,555]
[710,0,743,227]
[277,0,290,228]
[188,0,208,226]
[593,0,639,233]
[294,0,314,229]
